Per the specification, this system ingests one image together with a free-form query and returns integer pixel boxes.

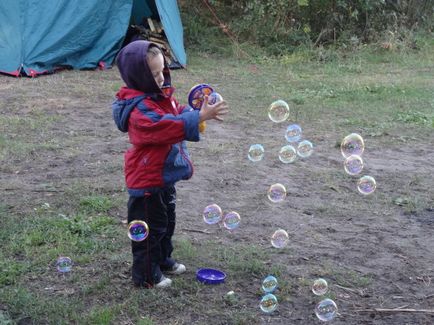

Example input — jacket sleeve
[174,97,192,114]
[128,103,200,146]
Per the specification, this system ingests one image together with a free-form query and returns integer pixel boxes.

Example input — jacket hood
[116,40,171,94]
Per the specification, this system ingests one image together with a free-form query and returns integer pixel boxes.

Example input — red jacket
[112,87,200,196]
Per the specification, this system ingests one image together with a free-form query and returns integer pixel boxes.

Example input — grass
[1,36,434,323]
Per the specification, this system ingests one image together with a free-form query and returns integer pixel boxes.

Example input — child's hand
[199,96,229,122]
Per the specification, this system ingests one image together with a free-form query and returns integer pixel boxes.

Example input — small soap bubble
[285,124,302,142]
[312,278,328,296]
[341,133,364,158]
[297,140,314,158]
[128,220,149,242]
[208,92,223,105]
[279,145,297,164]
[357,175,377,195]
[267,183,286,203]
[56,256,73,273]
[223,211,241,230]
[268,100,290,123]
[203,204,223,225]
[260,293,278,313]
[315,298,338,322]
[344,155,364,175]
[248,144,265,162]
[271,229,289,248]
[262,275,278,293]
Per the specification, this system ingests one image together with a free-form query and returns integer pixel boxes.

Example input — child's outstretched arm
[199,96,229,122]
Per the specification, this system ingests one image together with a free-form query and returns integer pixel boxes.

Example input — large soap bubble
[203,204,223,225]
[357,175,377,195]
[312,278,328,296]
[267,183,287,203]
[128,220,149,242]
[285,124,302,143]
[260,293,278,313]
[262,275,278,293]
[248,144,265,162]
[279,145,297,164]
[344,155,364,175]
[297,140,314,158]
[341,133,364,158]
[315,298,338,322]
[271,229,289,248]
[56,256,73,273]
[268,100,290,123]
[223,211,241,230]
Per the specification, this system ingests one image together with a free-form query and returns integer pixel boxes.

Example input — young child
[112,40,228,288]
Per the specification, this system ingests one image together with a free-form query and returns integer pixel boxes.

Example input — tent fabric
[154,0,186,67]
[0,0,187,77]
[0,0,133,76]
[131,0,158,24]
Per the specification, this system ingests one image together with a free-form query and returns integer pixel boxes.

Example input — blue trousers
[128,186,176,286]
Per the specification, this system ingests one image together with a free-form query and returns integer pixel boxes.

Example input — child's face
[147,53,165,88]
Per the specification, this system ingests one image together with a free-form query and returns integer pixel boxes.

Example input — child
[112,41,228,288]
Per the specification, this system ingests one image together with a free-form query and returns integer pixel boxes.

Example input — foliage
[181,0,434,55]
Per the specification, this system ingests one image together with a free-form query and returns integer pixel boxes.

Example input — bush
[181,0,434,55]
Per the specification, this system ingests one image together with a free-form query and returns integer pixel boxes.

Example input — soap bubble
[260,293,278,313]
[297,140,314,158]
[223,211,241,230]
[285,124,302,143]
[312,278,328,296]
[357,175,377,195]
[208,92,223,105]
[315,298,338,322]
[128,220,149,242]
[267,183,286,203]
[268,100,290,123]
[56,256,73,273]
[262,275,278,293]
[279,145,297,164]
[344,155,364,175]
[248,144,265,162]
[203,204,223,225]
[341,133,364,158]
[271,229,289,248]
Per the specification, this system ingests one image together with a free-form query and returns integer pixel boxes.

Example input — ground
[0,46,433,324]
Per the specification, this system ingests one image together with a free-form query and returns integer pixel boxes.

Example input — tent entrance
[129,19,183,69]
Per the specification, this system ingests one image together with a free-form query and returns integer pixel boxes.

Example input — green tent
[0,0,186,77]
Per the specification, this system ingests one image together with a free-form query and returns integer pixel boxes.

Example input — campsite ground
[1,42,434,324]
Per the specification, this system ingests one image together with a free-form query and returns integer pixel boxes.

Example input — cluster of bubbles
[248,130,313,164]
[341,133,377,195]
[284,124,314,160]
[248,100,315,164]
[311,278,338,322]
[259,275,279,313]
[203,203,241,230]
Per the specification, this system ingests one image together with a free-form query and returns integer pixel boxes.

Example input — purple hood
[116,40,171,94]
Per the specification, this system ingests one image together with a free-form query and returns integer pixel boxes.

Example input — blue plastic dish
[196,268,226,284]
